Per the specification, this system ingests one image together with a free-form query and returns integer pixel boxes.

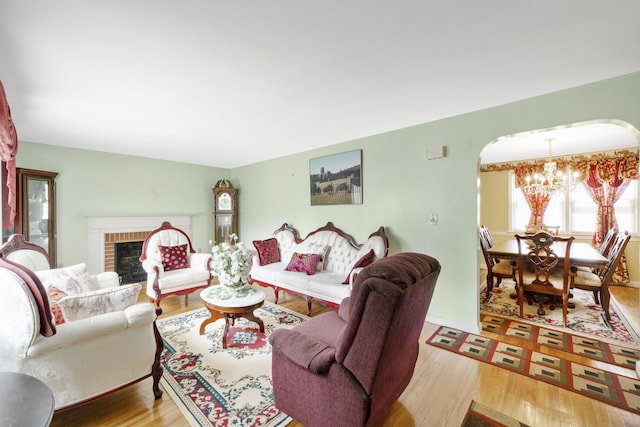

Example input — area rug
[427,326,640,415]
[482,314,640,369]
[461,400,530,427]
[157,302,306,426]
[481,280,638,346]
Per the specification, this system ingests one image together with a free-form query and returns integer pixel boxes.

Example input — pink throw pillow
[159,244,189,271]
[285,252,322,275]
[47,285,68,324]
[253,238,280,266]
[342,249,375,284]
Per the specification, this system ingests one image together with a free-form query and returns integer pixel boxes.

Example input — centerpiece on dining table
[209,233,257,299]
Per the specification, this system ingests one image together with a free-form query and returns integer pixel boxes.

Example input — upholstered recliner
[0,249,163,410]
[268,252,441,427]
[140,221,213,307]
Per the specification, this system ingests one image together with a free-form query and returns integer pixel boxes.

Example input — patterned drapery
[583,161,631,283]
[0,81,18,229]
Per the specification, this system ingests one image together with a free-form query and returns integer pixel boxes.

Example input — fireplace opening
[115,241,145,285]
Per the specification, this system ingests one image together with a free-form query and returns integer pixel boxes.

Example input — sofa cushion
[285,252,322,275]
[342,249,375,284]
[253,238,280,266]
[57,283,142,322]
[35,263,97,294]
[47,285,68,325]
[159,244,189,271]
[295,242,330,271]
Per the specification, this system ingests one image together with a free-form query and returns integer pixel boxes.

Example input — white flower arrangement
[210,233,256,289]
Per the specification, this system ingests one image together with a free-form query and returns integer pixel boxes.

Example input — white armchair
[140,221,213,307]
[0,245,163,411]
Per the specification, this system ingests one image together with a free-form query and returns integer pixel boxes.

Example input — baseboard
[426,313,481,335]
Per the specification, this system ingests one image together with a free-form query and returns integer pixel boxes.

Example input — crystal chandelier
[522,138,578,196]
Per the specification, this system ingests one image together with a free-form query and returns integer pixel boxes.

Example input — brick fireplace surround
[85,214,192,275]
[103,231,150,272]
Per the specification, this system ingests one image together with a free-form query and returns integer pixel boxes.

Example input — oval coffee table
[199,285,266,349]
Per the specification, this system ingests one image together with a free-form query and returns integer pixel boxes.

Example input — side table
[0,371,55,426]
[200,285,266,349]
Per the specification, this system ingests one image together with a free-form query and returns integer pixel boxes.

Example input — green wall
[235,71,640,332]
[15,71,640,334]
[15,144,228,264]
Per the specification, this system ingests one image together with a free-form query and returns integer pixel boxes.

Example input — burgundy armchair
[268,252,441,427]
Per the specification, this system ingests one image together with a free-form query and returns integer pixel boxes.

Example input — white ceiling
[1,1,640,169]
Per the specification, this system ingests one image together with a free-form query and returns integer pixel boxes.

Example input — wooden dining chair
[515,232,574,327]
[571,231,631,321]
[479,225,515,303]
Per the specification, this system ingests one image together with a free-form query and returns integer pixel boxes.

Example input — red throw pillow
[342,249,375,284]
[159,244,189,271]
[47,285,68,325]
[253,238,280,266]
[285,252,322,275]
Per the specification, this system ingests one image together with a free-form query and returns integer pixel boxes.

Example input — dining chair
[479,226,515,303]
[576,227,617,275]
[571,231,631,321]
[515,232,575,327]
[599,227,618,257]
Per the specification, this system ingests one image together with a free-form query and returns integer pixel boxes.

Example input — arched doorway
[477,119,640,321]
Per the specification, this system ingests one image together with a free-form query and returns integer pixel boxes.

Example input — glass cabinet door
[16,168,58,266]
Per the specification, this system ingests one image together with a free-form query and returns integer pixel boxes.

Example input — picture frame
[309,149,362,205]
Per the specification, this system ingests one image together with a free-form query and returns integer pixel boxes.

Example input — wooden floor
[49,285,640,427]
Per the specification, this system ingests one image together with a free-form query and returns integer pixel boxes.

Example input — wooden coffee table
[199,285,266,348]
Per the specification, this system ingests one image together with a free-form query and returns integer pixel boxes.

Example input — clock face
[218,192,232,211]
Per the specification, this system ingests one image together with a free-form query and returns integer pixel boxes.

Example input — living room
[2,2,640,426]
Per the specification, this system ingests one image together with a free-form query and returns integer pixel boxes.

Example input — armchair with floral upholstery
[140,221,213,307]
[0,235,163,411]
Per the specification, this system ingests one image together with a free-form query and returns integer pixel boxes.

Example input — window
[509,172,638,234]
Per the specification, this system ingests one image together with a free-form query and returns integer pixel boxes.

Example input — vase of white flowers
[210,234,256,292]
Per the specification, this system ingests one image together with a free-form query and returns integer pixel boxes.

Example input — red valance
[505,151,639,188]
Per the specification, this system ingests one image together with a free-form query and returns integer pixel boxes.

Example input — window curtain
[513,164,552,227]
[0,81,18,230]
[580,159,635,283]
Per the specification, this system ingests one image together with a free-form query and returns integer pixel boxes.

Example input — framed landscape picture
[309,149,362,205]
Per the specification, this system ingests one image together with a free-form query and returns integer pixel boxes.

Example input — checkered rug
[481,314,640,370]
[481,280,639,345]
[427,326,640,415]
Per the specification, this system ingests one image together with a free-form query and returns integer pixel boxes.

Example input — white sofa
[250,222,388,315]
[0,235,162,411]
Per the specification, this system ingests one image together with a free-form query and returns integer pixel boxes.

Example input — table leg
[222,314,232,349]
[243,311,265,332]
[200,306,224,335]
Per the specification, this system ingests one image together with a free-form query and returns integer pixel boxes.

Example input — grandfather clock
[213,179,238,244]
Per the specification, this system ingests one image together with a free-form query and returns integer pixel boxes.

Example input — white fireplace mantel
[84,213,193,274]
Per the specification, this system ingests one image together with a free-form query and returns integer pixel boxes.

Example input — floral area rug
[157,301,306,426]
[481,280,639,346]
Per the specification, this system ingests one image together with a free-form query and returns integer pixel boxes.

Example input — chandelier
[522,138,578,196]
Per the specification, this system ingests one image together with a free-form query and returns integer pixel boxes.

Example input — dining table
[487,239,608,269]
[487,237,609,305]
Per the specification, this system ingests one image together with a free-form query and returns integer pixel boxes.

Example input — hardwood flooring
[49,285,640,427]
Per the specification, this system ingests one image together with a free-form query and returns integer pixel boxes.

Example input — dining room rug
[427,326,640,415]
[481,279,639,346]
[461,400,530,427]
[157,301,307,427]
[481,314,640,369]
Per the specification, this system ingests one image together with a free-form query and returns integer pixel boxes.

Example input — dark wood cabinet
[15,168,57,266]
